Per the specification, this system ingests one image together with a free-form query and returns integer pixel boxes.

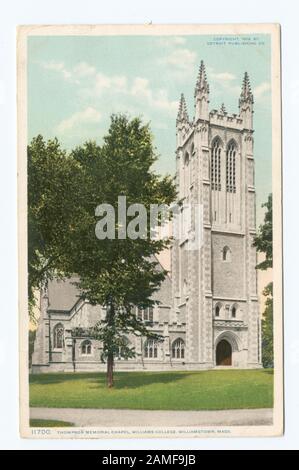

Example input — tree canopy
[28,135,85,310]
[253,193,272,271]
[254,193,273,368]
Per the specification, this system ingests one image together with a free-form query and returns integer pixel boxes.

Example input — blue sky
[28,34,272,224]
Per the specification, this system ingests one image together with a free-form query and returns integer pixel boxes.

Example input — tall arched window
[144,339,158,359]
[184,151,190,166]
[222,246,231,262]
[226,141,236,193]
[231,304,238,319]
[53,323,64,349]
[172,338,185,359]
[215,304,221,317]
[211,138,221,191]
[184,151,190,191]
[81,340,92,355]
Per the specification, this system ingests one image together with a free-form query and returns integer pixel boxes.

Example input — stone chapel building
[31,61,262,373]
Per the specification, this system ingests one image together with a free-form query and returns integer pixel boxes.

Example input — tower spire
[239,72,254,105]
[176,93,189,124]
[239,72,254,129]
[176,93,190,147]
[194,60,210,121]
[195,60,209,96]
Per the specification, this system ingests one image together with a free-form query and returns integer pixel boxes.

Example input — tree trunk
[106,298,115,388]
[107,352,114,388]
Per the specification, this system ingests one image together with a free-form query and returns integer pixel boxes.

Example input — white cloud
[73,62,96,77]
[254,81,271,99]
[130,77,178,113]
[81,72,177,114]
[205,67,240,98]
[42,60,96,83]
[210,71,236,82]
[131,77,151,99]
[44,59,179,132]
[43,61,64,72]
[208,69,270,103]
[155,43,198,80]
[164,48,197,71]
[42,58,179,114]
[158,36,187,47]
[94,72,127,95]
[42,61,74,81]
[56,107,101,134]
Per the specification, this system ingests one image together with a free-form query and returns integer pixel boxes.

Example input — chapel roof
[48,277,80,312]
[47,256,172,312]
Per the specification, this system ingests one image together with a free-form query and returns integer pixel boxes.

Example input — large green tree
[70,115,176,386]
[28,115,176,387]
[253,194,273,368]
[28,135,86,314]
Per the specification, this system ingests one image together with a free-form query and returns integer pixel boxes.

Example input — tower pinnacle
[239,72,254,105]
[194,60,210,121]
[195,60,209,96]
[220,103,226,114]
[176,93,189,124]
[239,72,254,129]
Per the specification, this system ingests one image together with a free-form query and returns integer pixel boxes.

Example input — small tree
[253,194,273,368]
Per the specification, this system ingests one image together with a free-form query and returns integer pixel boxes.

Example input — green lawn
[30,369,273,411]
[30,419,74,427]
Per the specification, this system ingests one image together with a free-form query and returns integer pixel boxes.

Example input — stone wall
[212,232,245,299]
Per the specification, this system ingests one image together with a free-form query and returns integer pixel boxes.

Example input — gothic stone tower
[171,61,261,369]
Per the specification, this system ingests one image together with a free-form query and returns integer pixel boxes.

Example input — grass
[29,369,273,411]
[30,419,74,427]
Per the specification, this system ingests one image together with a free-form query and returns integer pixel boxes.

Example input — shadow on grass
[90,372,192,390]
[29,371,192,389]
[262,369,274,375]
[29,372,106,385]
[30,369,272,389]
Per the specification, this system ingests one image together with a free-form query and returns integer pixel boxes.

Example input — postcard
[18,24,283,438]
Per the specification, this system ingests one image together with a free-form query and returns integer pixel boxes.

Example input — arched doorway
[216,339,232,366]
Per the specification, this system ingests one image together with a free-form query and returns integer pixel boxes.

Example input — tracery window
[171,338,185,359]
[53,323,64,349]
[81,340,92,355]
[226,141,236,193]
[211,138,221,191]
[144,339,158,358]
[137,307,154,322]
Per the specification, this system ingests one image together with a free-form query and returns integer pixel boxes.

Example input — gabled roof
[47,257,172,312]
[48,277,80,312]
